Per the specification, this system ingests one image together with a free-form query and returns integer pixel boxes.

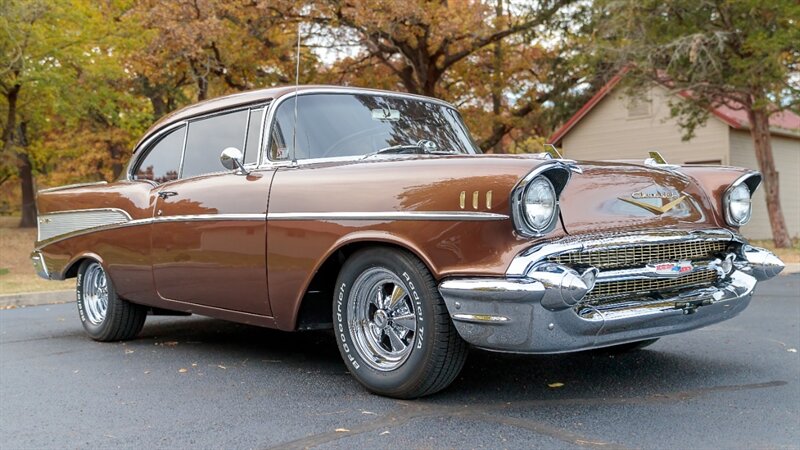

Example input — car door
[149,106,274,316]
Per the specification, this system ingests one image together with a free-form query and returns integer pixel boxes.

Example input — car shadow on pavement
[133,314,761,404]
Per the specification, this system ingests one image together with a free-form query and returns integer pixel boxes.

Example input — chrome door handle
[158,191,178,199]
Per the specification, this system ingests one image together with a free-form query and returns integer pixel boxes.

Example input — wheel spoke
[386,284,407,311]
[385,327,407,353]
[392,313,416,332]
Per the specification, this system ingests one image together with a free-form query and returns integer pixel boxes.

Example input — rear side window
[182,110,248,179]
[134,126,186,184]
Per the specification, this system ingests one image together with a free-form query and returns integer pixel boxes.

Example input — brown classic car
[32,86,784,398]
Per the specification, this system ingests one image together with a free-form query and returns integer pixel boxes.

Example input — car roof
[134,85,455,152]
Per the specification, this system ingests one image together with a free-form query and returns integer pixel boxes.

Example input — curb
[0,290,74,308]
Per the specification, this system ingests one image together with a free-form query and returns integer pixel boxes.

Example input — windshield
[268,93,480,161]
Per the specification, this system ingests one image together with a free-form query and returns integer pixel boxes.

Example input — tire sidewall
[334,249,437,394]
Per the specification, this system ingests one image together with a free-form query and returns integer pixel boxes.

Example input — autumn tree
[0,0,99,227]
[593,0,799,247]
[304,0,584,150]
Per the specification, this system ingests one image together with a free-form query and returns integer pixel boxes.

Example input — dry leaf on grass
[548,382,565,388]
[178,368,188,373]
[335,428,350,433]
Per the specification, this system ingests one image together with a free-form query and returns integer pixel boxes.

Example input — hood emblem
[619,187,686,215]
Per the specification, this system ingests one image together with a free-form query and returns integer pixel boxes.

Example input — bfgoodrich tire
[76,260,146,342]
[333,247,468,398]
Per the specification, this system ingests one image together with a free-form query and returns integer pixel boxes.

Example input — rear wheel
[76,260,146,342]
[333,247,468,398]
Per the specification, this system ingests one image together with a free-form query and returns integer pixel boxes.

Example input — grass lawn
[0,217,71,295]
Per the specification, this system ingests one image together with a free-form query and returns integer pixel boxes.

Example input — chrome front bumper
[439,230,784,354]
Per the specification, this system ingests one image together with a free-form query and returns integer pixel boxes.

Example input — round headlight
[523,176,557,231]
[726,183,752,225]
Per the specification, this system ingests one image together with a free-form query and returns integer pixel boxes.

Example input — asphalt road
[1,276,798,449]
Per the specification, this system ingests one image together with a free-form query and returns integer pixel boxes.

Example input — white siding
[729,130,800,240]
[561,85,730,164]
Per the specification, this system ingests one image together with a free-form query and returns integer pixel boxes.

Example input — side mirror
[220,147,248,174]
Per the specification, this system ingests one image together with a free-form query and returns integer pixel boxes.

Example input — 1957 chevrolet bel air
[32,86,785,398]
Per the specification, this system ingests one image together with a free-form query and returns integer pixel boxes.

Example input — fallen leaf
[191,363,198,367]
[548,382,565,388]
[788,348,797,353]
[380,431,390,436]
[217,365,227,369]
[144,371,151,374]
[335,428,350,433]
[178,368,188,373]
[124,349,134,355]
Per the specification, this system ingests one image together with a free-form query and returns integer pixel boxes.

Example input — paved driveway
[1,276,798,449]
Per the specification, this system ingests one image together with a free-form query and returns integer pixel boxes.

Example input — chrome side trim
[506,228,738,277]
[267,211,509,221]
[37,181,108,193]
[37,208,133,241]
[35,213,267,250]
[152,213,267,223]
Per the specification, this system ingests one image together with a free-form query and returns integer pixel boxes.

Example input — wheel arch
[62,252,105,279]
[291,233,438,331]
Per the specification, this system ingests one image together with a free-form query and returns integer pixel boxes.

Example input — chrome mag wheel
[82,263,109,325]
[347,267,418,371]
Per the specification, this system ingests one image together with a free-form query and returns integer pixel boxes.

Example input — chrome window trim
[723,171,761,227]
[127,121,188,182]
[128,102,272,182]
[259,88,470,167]
[267,211,509,221]
[506,228,740,277]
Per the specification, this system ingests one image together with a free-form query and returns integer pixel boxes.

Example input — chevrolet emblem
[619,195,686,215]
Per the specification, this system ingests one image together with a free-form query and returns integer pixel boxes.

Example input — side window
[133,126,186,184]
[243,108,264,165]
[182,110,248,179]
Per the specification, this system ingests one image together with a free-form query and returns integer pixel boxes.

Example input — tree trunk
[490,0,504,154]
[747,107,791,248]
[17,151,37,228]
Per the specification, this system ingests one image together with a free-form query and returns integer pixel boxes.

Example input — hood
[558,161,725,235]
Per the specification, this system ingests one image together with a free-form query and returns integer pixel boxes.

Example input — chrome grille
[548,240,730,270]
[585,269,718,304]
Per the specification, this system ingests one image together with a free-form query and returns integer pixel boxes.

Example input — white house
[549,74,800,240]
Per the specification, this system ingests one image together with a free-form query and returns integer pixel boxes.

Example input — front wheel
[76,260,146,341]
[333,248,468,398]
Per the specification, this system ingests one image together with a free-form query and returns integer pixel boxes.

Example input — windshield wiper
[362,140,456,159]
[362,143,426,159]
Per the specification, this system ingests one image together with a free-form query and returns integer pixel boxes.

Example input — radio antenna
[290,22,301,167]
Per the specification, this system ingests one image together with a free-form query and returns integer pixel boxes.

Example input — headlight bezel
[511,163,571,237]
[723,172,761,227]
